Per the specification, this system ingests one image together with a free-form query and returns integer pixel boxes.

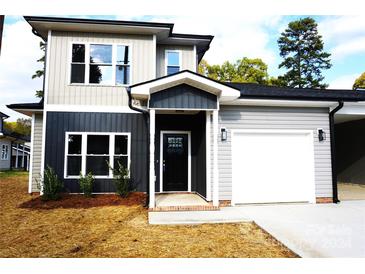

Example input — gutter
[329,101,344,203]
[126,87,150,207]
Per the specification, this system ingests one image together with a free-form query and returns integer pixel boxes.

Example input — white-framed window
[64,132,131,179]
[70,43,131,86]
[165,50,181,75]
[1,144,9,160]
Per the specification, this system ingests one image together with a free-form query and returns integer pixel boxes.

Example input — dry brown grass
[0,171,298,258]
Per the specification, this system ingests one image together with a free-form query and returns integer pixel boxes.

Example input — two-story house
[8,16,365,209]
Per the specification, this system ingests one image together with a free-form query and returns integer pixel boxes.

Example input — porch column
[15,143,19,169]
[206,111,211,201]
[22,145,25,169]
[149,109,156,208]
[212,110,219,206]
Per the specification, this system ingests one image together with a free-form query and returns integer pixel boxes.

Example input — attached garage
[231,129,316,205]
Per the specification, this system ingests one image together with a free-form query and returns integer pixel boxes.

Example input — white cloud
[318,16,365,60]
[328,73,360,89]
[0,18,43,121]
[118,15,281,66]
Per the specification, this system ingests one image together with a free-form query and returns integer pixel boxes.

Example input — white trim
[206,111,212,201]
[193,45,197,72]
[64,132,131,179]
[152,34,157,78]
[45,104,141,114]
[164,49,182,76]
[159,130,191,193]
[28,113,35,193]
[131,71,240,102]
[224,98,338,108]
[149,109,156,208]
[230,129,316,205]
[40,30,52,195]
[68,41,132,86]
[212,110,219,206]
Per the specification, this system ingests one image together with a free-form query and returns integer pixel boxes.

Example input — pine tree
[278,17,332,89]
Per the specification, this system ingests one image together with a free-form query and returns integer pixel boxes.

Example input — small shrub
[38,166,63,201]
[109,161,130,197]
[79,172,94,197]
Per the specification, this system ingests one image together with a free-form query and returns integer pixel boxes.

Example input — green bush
[109,161,130,197]
[39,166,63,201]
[79,172,94,197]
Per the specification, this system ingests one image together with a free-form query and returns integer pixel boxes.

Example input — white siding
[156,44,195,77]
[47,31,155,106]
[30,113,43,192]
[212,106,333,201]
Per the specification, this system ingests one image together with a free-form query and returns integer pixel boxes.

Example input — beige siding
[156,45,195,78]
[211,106,333,201]
[30,113,43,192]
[47,31,155,106]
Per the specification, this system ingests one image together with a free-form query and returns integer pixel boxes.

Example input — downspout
[127,87,150,207]
[329,100,344,203]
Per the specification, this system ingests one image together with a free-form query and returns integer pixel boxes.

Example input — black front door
[162,133,188,191]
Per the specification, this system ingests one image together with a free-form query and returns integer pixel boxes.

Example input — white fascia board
[130,71,240,101]
[335,101,365,115]
[9,109,43,117]
[222,98,338,108]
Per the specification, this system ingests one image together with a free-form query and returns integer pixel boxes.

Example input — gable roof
[226,82,365,102]
[0,112,9,119]
[130,70,240,102]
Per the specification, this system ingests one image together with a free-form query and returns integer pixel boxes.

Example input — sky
[1,15,365,120]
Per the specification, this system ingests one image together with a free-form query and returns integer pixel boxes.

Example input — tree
[278,17,332,89]
[198,57,270,84]
[4,118,31,136]
[353,72,365,90]
[32,41,46,98]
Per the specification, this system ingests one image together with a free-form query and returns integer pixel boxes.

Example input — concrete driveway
[149,200,365,257]
[231,200,365,258]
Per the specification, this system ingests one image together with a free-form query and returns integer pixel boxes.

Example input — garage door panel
[232,130,316,204]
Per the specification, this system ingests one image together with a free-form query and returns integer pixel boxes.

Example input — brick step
[149,205,220,212]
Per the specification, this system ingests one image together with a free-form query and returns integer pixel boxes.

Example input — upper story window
[165,50,181,75]
[70,43,130,86]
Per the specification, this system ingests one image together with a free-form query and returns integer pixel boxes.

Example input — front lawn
[0,171,297,258]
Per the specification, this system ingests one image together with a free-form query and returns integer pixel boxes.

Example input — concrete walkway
[149,200,365,257]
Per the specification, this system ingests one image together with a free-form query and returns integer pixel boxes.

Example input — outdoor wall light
[221,127,227,141]
[318,128,326,142]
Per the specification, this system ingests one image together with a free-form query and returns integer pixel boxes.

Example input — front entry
[161,132,190,191]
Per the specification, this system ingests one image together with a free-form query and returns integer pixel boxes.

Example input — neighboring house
[0,112,30,171]
[7,16,365,208]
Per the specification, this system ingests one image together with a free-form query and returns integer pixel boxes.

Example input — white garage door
[232,130,316,204]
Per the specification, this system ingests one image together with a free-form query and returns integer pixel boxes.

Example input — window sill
[65,176,114,179]
[68,84,129,88]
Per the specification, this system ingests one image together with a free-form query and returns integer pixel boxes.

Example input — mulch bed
[19,192,146,210]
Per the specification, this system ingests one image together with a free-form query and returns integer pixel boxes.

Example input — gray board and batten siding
[44,112,148,193]
[149,84,218,110]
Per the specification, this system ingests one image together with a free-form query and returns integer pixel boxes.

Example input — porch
[129,71,241,209]
[152,192,219,211]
